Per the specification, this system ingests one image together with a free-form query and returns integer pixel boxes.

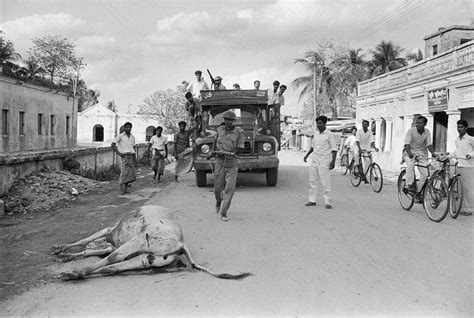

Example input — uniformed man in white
[303,115,337,209]
[355,119,379,182]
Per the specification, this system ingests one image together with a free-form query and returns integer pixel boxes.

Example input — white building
[77,103,164,145]
[356,26,473,173]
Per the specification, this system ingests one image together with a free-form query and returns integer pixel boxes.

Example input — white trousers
[309,160,331,205]
[404,155,429,187]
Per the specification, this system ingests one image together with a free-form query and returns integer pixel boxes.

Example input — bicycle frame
[400,159,433,197]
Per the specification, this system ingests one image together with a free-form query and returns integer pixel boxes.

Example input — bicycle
[348,149,383,193]
[397,156,449,222]
[339,147,350,175]
[434,155,463,219]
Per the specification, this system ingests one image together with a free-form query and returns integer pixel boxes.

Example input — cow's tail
[181,244,252,280]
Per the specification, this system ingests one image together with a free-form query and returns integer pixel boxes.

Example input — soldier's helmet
[222,110,237,120]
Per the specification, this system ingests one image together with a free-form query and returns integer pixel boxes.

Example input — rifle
[207,69,216,87]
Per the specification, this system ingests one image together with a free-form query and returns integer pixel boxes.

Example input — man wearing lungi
[147,126,168,182]
[173,121,196,182]
[111,122,136,194]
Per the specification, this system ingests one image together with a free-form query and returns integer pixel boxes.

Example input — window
[145,126,155,142]
[50,115,55,135]
[38,113,43,135]
[66,116,70,136]
[19,111,25,135]
[432,44,438,56]
[2,109,9,135]
[460,39,471,45]
[93,124,104,142]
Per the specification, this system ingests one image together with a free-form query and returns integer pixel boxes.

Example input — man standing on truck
[211,110,245,221]
[268,80,281,120]
[186,70,209,97]
[254,80,261,90]
[303,115,337,209]
[212,76,226,90]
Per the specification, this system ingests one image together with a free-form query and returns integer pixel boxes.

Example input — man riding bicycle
[355,120,379,183]
[403,115,437,191]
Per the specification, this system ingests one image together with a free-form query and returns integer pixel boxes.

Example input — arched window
[93,124,104,142]
[146,126,155,142]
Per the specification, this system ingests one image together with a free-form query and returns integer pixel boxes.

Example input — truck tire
[195,170,207,187]
[266,168,278,186]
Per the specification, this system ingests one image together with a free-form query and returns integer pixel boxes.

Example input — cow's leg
[61,237,184,280]
[57,246,115,262]
[90,253,179,276]
[52,225,117,254]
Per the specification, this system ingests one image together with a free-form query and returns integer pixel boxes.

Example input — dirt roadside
[0,165,171,301]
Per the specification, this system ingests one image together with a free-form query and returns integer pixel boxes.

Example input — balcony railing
[357,41,473,97]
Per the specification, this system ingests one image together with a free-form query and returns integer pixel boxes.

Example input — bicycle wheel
[448,176,463,219]
[397,170,414,211]
[423,175,449,222]
[369,163,383,193]
[340,154,349,175]
[349,161,362,187]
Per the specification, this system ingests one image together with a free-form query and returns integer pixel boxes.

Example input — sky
[0,0,472,116]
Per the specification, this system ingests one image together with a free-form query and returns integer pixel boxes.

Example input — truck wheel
[266,168,278,186]
[195,170,207,187]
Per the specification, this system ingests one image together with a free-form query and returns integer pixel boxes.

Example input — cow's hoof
[60,271,84,281]
[51,245,65,255]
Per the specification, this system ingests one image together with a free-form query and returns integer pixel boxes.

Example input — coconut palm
[406,48,424,63]
[369,40,407,77]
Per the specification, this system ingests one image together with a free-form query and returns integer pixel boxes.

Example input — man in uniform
[355,119,379,182]
[303,115,337,209]
[212,76,226,90]
[211,110,245,221]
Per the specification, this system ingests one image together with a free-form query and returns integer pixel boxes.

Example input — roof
[424,24,474,40]
[200,89,268,106]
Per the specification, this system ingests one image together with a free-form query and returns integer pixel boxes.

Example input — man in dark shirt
[211,110,245,221]
[173,121,196,182]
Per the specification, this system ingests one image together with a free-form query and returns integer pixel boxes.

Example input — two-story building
[356,24,474,173]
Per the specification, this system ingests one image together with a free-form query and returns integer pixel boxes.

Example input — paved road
[1,150,472,316]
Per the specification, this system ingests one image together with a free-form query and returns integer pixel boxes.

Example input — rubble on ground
[1,169,108,215]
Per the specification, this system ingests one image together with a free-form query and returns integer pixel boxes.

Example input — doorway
[433,111,448,153]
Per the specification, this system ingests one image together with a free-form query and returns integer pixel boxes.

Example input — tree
[293,39,358,120]
[406,49,424,63]
[369,40,407,77]
[138,83,188,133]
[27,35,86,85]
[0,31,21,63]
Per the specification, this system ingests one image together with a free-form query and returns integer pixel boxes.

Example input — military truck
[193,89,280,187]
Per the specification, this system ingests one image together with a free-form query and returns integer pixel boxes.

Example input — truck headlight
[262,142,272,152]
[201,144,211,154]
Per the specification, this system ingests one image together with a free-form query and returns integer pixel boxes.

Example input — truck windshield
[208,106,262,127]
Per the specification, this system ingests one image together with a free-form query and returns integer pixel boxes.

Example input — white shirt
[345,135,357,149]
[356,128,374,150]
[268,88,279,105]
[149,135,168,155]
[187,79,210,97]
[451,134,474,167]
[277,94,285,106]
[311,129,337,163]
[113,133,135,154]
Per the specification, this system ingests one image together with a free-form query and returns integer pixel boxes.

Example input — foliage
[369,40,407,77]
[293,39,360,120]
[138,83,188,133]
[406,48,424,63]
[0,32,20,63]
[27,35,86,86]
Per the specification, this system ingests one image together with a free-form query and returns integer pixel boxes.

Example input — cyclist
[403,115,436,192]
[344,127,357,165]
[355,120,379,182]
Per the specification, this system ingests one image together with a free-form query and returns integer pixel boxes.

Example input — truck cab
[193,89,280,187]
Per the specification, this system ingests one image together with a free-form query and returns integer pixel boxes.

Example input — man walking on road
[111,122,136,195]
[403,115,436,191]
[173,121,196,182]
[147,126,168,182]
[303,115,337,209]
[211,110,245,221]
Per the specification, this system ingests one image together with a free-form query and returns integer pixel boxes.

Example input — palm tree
[406,48,424,63]
[369,40,407,77]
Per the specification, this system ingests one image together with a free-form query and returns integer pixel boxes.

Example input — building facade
[77,103,165,145]
[0,75,77,154]
[356,37,473,173]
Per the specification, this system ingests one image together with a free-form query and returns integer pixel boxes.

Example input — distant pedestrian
[147,126,168,182]
[173,121,197,182]
[186,70,210,97]
[211,110,245,221]
[303,116,337,209]
[344,127,358,164]
[448,119,473,215]
[254,80,261,90]
[111,122,137,195]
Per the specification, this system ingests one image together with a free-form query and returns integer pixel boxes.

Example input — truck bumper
[194,156,279,172]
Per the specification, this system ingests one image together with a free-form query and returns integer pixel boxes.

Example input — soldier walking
[211,110,245,221]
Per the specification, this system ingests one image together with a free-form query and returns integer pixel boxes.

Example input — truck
[193,89,280,187]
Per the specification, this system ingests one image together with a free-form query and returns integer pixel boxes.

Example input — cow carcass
[52,205,251,281]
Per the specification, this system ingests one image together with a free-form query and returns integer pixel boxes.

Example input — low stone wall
[0,144,148,196]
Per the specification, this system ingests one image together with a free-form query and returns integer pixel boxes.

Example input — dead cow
[52,205,251,281]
